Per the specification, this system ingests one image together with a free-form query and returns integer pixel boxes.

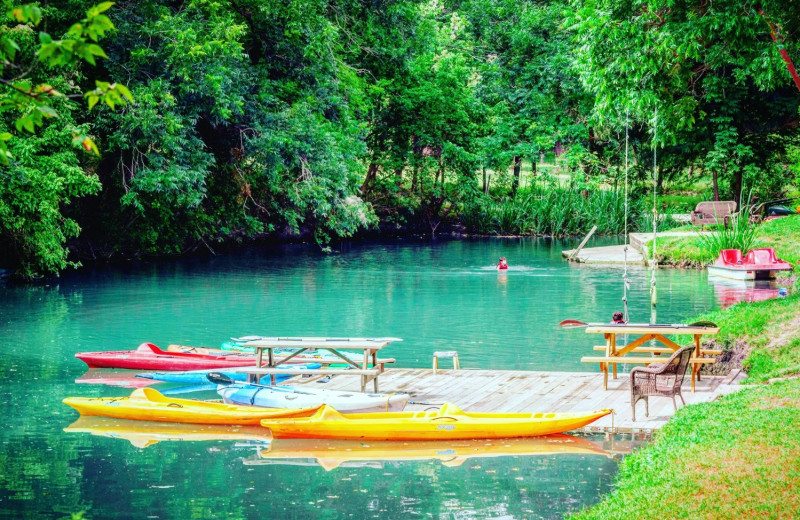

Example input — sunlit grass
[570,378,800,520]
[692,292,800,383]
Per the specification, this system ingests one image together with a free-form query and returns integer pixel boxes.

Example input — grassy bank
[572,376,800,520]
[654,216,800,267]
[572,220,800,519]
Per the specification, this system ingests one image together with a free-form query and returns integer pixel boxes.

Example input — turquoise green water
[0,238,720,519]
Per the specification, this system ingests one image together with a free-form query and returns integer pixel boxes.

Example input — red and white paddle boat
[707,247,793,281]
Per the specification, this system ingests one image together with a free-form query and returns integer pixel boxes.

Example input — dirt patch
[751,396,800,410]
[700,338,751,376]
[685,441,800,518]
[763,311,800,352]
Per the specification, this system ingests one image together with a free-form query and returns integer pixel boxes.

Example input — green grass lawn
[572,217,800,520]
[571,377,800,520]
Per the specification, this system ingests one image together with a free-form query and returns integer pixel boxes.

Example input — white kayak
[217,383,409,413]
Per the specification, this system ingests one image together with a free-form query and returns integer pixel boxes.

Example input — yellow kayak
[250,434,609,470]
[63,387,321,425]
[64,416,272,448]
[261,403,613,440]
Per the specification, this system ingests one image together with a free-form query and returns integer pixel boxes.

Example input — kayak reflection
[64,416,272,449]
[246,435,610,471]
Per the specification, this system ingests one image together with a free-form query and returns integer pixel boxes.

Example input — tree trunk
[731,168,743,202]
[482,165,488,194]
[712,171,720,201]
[361,162,379,196]
[512,156,521,197]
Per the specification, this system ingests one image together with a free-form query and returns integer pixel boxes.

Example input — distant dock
[561,244,643,264]
[562,230,710,265]
[284,368,745,433]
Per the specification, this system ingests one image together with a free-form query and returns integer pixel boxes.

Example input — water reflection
[248,435,611,471]
[708,278,783,309]
[64,416,272,448]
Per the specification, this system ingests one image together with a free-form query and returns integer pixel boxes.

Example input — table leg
[694,334,702,381]
[609,333,618,380]
[372,350,379,392]
[251,347,264,384]
[691,363,697,392]
[601,362,608,390]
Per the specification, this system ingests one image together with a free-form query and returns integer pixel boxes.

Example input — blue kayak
[136,363,322,385]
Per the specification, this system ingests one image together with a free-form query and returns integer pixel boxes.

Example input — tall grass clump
[463,186,635,236]
[698,205,757,258]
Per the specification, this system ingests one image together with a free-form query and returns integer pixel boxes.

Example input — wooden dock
[285,368,746,433]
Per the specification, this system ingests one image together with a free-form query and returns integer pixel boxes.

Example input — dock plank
[282,368,745,433]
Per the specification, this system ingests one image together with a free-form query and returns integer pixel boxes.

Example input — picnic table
[581,324,720,391]
[232,337,400,392]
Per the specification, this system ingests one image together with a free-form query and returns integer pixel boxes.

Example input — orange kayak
[261,403,612,440]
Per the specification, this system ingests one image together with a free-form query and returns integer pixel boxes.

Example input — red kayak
[75,343,259,371]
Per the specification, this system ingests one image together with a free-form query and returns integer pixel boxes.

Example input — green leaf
[86,44,108,58]
[86,94,99,110]
[114,83,133,101]
[36,105,58,118]
[91,2,116,15]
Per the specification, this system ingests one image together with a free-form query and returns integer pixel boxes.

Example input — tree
[0,2,131,278]
[571,0,800,200]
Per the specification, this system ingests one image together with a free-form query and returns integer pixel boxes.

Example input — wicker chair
[630,345,695,422]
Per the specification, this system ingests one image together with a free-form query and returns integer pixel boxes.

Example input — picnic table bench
[581,324,720,392]
[691,201,737,226]
[230,337,400,393]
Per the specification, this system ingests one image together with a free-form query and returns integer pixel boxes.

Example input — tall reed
[463,187,636,236]
[698,205,757,259]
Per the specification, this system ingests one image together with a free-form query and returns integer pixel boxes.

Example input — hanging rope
[650,108,658,325]
[622,110,630,322]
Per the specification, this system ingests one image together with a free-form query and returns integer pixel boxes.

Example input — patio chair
[630,345,695,421]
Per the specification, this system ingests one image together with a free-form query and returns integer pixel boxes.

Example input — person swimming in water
[611,311,626,324]
[497,257,508,270]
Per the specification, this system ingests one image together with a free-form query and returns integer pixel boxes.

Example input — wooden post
[569,225,598,260]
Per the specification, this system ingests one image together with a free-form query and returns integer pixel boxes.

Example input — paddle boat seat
[744,248,779,265]
[719,249,743,265]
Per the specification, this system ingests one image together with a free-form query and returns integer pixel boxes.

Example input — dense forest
[1,0,799,278]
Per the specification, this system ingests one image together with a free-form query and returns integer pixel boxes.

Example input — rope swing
[622,111,630,323]
[650,108,658,325]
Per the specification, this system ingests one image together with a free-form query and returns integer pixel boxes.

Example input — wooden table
[581,324,720,391]
[234,337,399,392]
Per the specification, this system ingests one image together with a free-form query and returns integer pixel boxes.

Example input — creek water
[0,237,721,519]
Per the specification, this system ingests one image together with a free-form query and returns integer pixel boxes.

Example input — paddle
[207,372,243,386]
[206,372,319,395]
[558,319,719,328]
[558,319,591,328]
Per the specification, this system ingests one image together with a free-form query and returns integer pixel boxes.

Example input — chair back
[670,346,695,381]
[656,346,695,391]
